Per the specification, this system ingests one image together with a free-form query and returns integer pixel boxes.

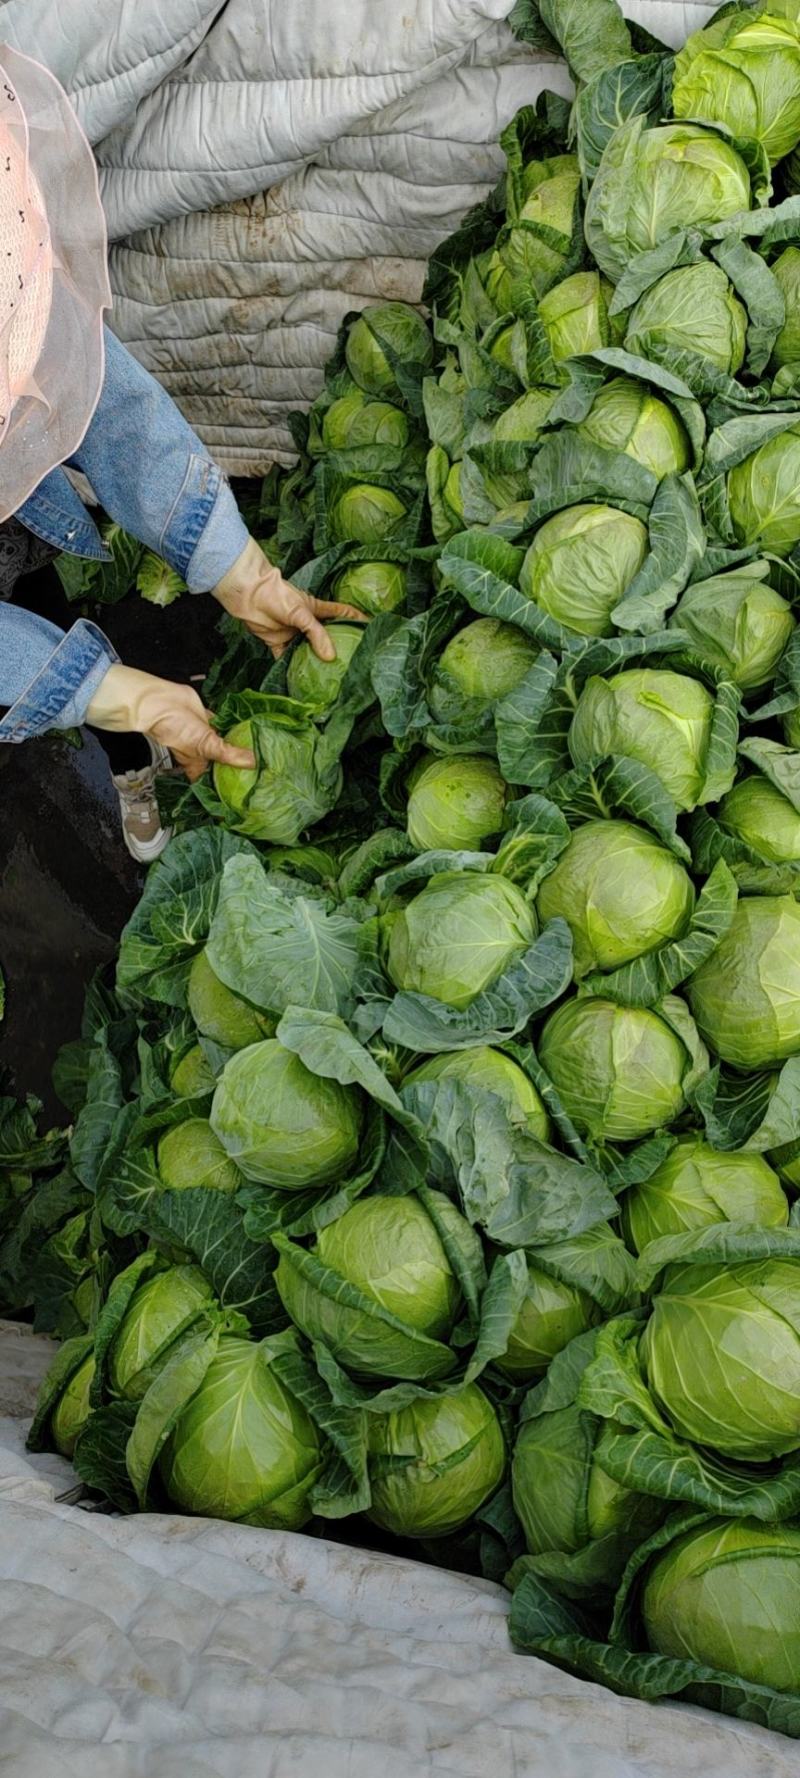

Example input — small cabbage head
[577,375,690,480]
[330,483,407,545]
[622,1133,788,1254]
[536,819,695,976]
[499,155,580,295]
[539,998,689,1141]
[210,1039,363,1190]
[586,122,751,281]
[286,622,365,715]
[386,871,537,1009]
[642,1258,800,1460]
[539,271,608,363]
[405,1045,551,1141]
[480,388,558,506]
[728,425,800,555]
[406,753,509,853]
[51,1352,95,1458]
[332,560,407,615]
[569,669,715,811]
[170,1043,215,1098]
[513,1403,663,1558]
[345,302,433,399]
[160,1335,324,1527]
[625,261,747,373]
[322,390,408,451]
[672,11,800,165]
[429,619,537,721]
[157,1118,241,1193]
[213,716,339,845]
[771,246,800,369]
[718,775,800,863]
[275,1191,474,1379]
[188,948,273,1050]
[687,894,800,1067]
[519,504,648,637]
[367,1384,506,1537]
[643,1515,800,1693]
[109,1266,215,1401]
[670,568,794,690]
[495,1262,601,1381]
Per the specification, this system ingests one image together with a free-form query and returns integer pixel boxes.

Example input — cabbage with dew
[717,776,800,864]
[406,754,509,853]
[170,1043,216,1098]
[287,622,365,716]
[771,246,800,369]
[536,820,695,977]
[428,619,538,723]
[687,894,800,1068]
[345,302,433,399]
[385,871,537,1009]
[538,998,689,1142]
[727,425,800,555]
[157,1118,241,1194]
[210,1039,363,1190]
[672,10,800,166]
[405,1045,551,1142]
[108,1266,216,1402]
[539,271,609,364]
[321,390,409,452]
[330,483,408,545]
[188,948,273,1050]
[577,376,691,480]
[495,1262,601,1382]
[50,1352,95,1458]
[643,1515,800,1693]
[625,262,747,375]
[642,1257,800,1460]
[332,560,407,615]
[669,568,794,691]
[499,154,580,295]
[160,1334,324,1528]
[213,714,340,845]
[519,505,648,637]
[569,669,716,812]
[621,1133,788,1254]
[367,1384,505,1537]
[585,122,751,283]
[274,1191,476,1380]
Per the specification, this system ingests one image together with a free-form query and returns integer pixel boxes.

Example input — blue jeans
[0,328,249,741]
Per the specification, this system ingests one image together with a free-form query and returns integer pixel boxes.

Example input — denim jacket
[0,328,249,741]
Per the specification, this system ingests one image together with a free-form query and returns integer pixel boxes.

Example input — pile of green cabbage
[20,0,800,1743]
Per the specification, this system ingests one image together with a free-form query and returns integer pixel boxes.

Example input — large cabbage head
[643,1515,800,1692]
[50,1352,95,1458]
[718,775,800,863]
[577,375,691,480]
[322,390,408,451]
[687,894,800,1068]
[513,1402,662,1558]
[536,819,695,977]
[386,871,536,1009]
[672,10,800,165]
[727,426,800,555]
[585,122,751,281]
[109,1266,215,1401]
[286,622,365,716]
[405,1045,551,1142]
[213,715,339,844]
[642,1258,800,1460]
[330,483,408,545]
[625,262,747,373]
[345,302,433,398]
[499,154,580,295]
[332,560,407,615]
[539,271,609,363]
[429,619,538,721]
[622,1134,788,1254]
[519,504,648,637]
[275,1191,474,1380]
[188,948,273,1050]
[160,1335,324,1528]
[670,569,794,690]
[210,1039,363,1189]
[495,1261,601,1381]
[538,998,689,1141]
[367,1384,505,1537]
[157,1118,241,1194]
[406,753,509,853]
[771,247,800,369]
[569,669,715,812]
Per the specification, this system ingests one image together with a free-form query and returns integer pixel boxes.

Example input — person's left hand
[213,537,367,660]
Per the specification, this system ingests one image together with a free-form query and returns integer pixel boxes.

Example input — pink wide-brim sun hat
[0,42,110,521]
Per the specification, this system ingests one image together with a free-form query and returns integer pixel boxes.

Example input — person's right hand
[86,664,255,782]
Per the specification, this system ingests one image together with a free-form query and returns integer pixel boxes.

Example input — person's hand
[86,665,255,783]
[213,537,366,660]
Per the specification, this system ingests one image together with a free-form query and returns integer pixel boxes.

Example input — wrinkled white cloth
[0,1320,795,1778]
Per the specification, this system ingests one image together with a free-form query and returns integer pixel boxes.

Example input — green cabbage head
[771,247,800,369]
[672,10,800,165]
[51,1352,95,1458]
[322,390,409,451]
[513,1402,662,1559]
[332,560,407,615]
[569,669,716,812]
[367,1384,505,1537]
[404,1045,550,1142]
[539,271,609,363]
[170,1043,216,1098]
[519,504,648,637]
[643,1515,800,1693]
[406,753,509,853]
[538,998,690,1141]
[211,1039,363,1189]
[109,1265,215,1402]
[496,1261,601,1381]
[577,375,690,480]
[188,948,273,1050]
[625,262,747,374]
[536,819,695,977]
[330,483,408,545]
[345,302,433,399]
[157,1118,241,1193]
[287,622,365,715]
[622,1133,788,1254]
[717,775,800,863]
[728,425,800,555]
[670,568,794,690]
[386,871,536,1009]
[213,714,340,845]
[585,122,751,282]
[687,894,800,1068]
[429,618,538,721]
[499,154,580,295]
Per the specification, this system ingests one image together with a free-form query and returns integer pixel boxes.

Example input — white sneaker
[112,738,173,863]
